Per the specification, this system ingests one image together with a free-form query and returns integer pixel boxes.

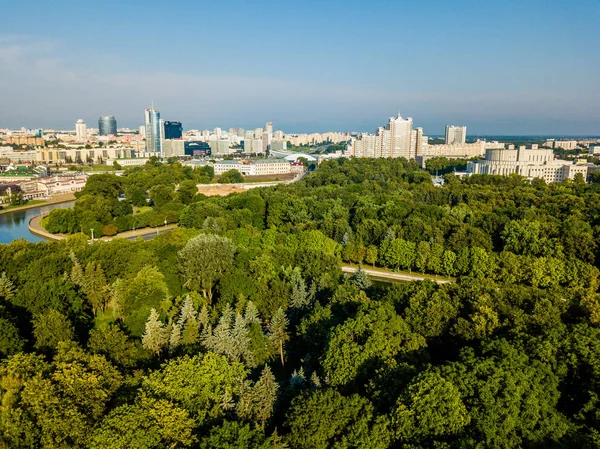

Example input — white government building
[213,159,297,176]
[467,146,588,183]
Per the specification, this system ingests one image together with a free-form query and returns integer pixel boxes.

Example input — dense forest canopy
[2,157,600,448]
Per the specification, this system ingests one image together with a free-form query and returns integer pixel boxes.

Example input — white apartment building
[548,140,578,150]
[0,147,38,163]
[243,138,264,154]
[445,125,467,145]
[467,147,588,183]
[589,145,600,155]
[38,147,134,163]
[417,140,505,165]
[348,114,417,159]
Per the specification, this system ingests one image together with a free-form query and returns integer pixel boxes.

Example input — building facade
[445,125,467,145]
[348,114,418,159]
[467,147,588,183]
[98,116,117,136]
[144,107,162,154]
[75,119,87,142]
[213,159,292,176]
[163,121,183,140]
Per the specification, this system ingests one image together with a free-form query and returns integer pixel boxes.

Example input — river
[0,201,75,244]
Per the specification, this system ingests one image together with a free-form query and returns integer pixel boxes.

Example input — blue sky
[0,0,599,134]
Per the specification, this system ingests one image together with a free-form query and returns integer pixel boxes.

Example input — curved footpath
[28,215,178,242]
[341,265,453,284]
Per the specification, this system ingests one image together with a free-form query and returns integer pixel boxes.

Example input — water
[0,201,75,244]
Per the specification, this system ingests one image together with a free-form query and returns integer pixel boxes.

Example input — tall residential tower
[75,119,87,142]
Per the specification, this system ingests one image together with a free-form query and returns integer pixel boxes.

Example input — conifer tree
[244,301,261,325]
[290,268,308,309]
[169,322,182,352]
[142,308,169,355]
[352,265,372,290]
[0,272,15,300]
[269,308,289,367]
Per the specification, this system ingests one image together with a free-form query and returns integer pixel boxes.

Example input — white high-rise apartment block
[445,125,467,145]
[265,122,273,135]
[348,114,416,159]
[75,119,87,142]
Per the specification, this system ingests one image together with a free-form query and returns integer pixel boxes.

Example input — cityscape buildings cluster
[0,108,599,185]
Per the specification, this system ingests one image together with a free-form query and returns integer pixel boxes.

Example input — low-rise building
[38,147,134,164]
[467,148,588,183]
[105,158,149,167]
[213,159,292,176]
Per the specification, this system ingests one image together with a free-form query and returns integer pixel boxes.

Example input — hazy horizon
[1,0,599,135]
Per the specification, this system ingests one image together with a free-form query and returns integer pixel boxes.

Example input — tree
[177,179,198,205]
[88,324,150,368]
[236,365,279,429]
[0,343,122,448]
[268,307,289,367]
[219,169,244,184]
[148,184,176,208]
[365,245,378,267]
[142,308,169,356]
[289,267,309,308]
[141,353,247,425]
[352,265,372,290]
[322,302,425,387]
[392,371,470,441]
[113,266,171,337]
[199,421,273,449]
[285,389,390,449]
[178,234,236,304]
[33,308,75,351]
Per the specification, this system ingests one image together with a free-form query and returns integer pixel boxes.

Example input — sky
[0,0,599,135]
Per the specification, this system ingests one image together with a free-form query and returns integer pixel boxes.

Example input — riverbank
[28,214,178,242]
[0,193,76,216]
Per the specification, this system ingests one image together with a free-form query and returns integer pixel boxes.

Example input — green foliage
[219,169,244,184]
[113,266,171,337]
[178,233,236,304]
[285,389,390,449]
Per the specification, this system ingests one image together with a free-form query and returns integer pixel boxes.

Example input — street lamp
[164,217,167,232]
[90,228,94,242]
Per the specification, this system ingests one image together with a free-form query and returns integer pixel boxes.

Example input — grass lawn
[134,206,153,214]
[79,166,117,172]
[2,199,47,210]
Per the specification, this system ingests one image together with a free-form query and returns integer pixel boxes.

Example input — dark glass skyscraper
[163,121,183,139]
[98,116,117,136]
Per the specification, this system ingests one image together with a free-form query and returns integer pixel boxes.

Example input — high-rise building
[98,116,117,136]
[163,121,183,140]
[348,114,417,159]
[265,122,273,134]
[75,119,87,142]
[144,106,162,154]
[445,125,467,145]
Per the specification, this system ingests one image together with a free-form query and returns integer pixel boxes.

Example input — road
[341,265,452,284]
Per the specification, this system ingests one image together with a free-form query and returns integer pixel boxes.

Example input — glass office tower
[163,121,183,139]
[144,107,162,154]
[98,116,117,136]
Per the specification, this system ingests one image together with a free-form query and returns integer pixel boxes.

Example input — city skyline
[0,0,599,134]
